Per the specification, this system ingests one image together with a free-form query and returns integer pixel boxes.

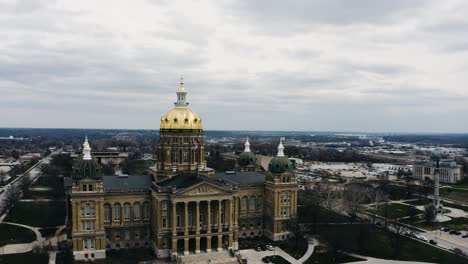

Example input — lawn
[5,201,66,227]
[298,205,352,224]
[442,201,468,212]
[304,246,364,264]
[39,227,59,238]
[404,198,432,206]
[0,223,36,247]
[262,255,291,264]
[0,251,48,264]
[440,188,468,203]
[308,224,467,264]
[417,217,468,231]
[367,203,423,219]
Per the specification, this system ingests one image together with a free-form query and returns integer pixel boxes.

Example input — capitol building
[64,80,299,262]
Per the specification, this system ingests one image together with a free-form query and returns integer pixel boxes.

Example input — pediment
[176,182,230,196]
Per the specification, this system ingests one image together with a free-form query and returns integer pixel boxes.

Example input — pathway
[348,253,435,264]
[240,236,315,264]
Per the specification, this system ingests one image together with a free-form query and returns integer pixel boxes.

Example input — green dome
[238,152,256,166]
[268,156,293,173]
[72,157,102,180]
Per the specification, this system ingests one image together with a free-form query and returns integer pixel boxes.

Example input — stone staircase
[179,251,240,264]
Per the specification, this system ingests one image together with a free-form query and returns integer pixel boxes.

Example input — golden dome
[160,107,202,130]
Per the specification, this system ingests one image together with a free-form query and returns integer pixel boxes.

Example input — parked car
[429,240,437,245]
[266,245,274,251]
[440,227,447,231]
[255,246,262,252]
[449,230,457,234]
[462,234,468,238]
[455,231,462,235]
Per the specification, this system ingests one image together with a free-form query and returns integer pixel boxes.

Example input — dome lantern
[244,137,251,153]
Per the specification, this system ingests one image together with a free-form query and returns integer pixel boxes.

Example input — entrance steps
[179,251,240,264]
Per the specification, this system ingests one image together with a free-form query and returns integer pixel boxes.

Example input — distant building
[412,159,463,184]
[91,152,128,165]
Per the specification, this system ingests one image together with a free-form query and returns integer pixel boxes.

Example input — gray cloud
[1,0,468,132]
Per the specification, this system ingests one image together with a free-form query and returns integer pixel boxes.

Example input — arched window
[85,203,91,216]
[82,185,87,191]
[113,203,121,221]
[104,204,111,222]
[142,201,150,220]
[124,202,131,221]
[249,196,256,212]
[241,196,248,211]
[257,195,263,211]
[88,184,93,191]
[133,202,141,221]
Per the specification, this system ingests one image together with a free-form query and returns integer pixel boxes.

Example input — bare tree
[343,182,372,217]
[18,173,33,194]
[1,185,21,212]
[0,170,8,183]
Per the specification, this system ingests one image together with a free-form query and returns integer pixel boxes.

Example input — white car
[266,245,274,251]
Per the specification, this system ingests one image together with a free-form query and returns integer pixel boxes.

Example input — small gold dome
[160,107,202,130]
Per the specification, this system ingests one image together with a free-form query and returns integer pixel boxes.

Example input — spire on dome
[244,137,251,153]
[175,77,189,107]
[83,136,92,160]
[277,137,285,157]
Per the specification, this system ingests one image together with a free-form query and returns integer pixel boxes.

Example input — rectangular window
[162,217,167,228]
[115,231,120,240]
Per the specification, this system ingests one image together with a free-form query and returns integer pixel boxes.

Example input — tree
[0,170,8,183]
[343,182,372,217]
[424,205,436,224]
[19,173,33,194]
[1,185,21,213]
[408,205,419,224]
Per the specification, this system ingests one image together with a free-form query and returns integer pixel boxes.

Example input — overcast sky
[1,0,468,133]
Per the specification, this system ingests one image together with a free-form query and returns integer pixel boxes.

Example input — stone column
[184,202,189,235]
[228,233,233,249]
[74,201,79,232]
[207,200,211,234]
[195,237,201,254]
[184,238,189,256]
[234,198,238,227]
[228,199,233,230]
[195,201,200,234]
[172,202,177,236]
[172,238,177,256]
[207,235,212,253]
[218,200,222,231]
[217,234,223,252]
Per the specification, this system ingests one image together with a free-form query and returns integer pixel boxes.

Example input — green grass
[0,223,36,247]
[308,224,467,264]
[298,205,351,223]
[417,217,468,231]
[404,198,432,206]
[262,255,291,264]
[5,201,66,227]
[442,201,468,212]
[367,203,423,219]
[39,227,58,238]
[304,246,364,264]
[440,188,468,202]
[0,251,48,264]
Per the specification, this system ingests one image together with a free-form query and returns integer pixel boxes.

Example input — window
[162,201,167,211]
[241,196,248,211]
[257,196,263,211]
[83,239,95,250]
[249,196,256,212]
[88,184,93,191]
[134,230,140,239]
[176,209,181,228]
[125,230,130,240]
[114,203,121,221]
[144,228,149,238]
[188,210,193,227]
[104,204,111,222]
[133,203,141,221]
[162,217,167,228]
[143,202,150,220]
[85,203,91,216]
[115,231,120,240]
[82,185,87,191]
[124,203,131,221]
